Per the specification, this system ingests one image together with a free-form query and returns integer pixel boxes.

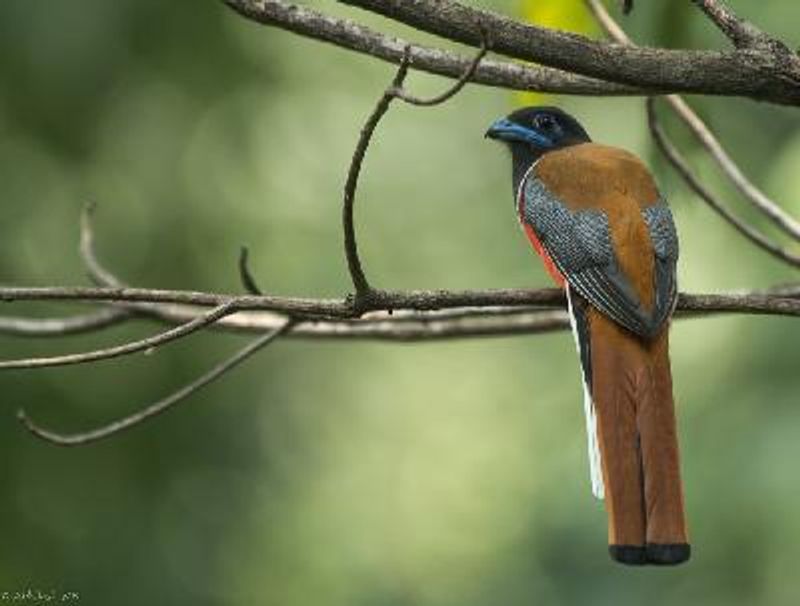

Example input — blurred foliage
[516,0,597,106]
[0,1,799,604]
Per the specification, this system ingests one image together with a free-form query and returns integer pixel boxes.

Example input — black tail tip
[609,545,647,566]
[609,543,691,566]
[646,543,691,565]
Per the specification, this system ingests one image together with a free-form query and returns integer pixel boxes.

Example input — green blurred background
[1,1,799,604]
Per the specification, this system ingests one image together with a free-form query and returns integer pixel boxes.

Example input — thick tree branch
[222,0,642,97]
[17,319,294,446]
[337,0,800,104]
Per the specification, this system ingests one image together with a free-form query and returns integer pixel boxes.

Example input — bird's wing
[520,177,678,339]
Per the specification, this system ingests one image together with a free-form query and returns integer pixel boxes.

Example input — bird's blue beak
[484,117,553,147]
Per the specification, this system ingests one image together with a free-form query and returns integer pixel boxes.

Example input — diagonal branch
[690,0,775,49]
[586,0,800,254]
[17,319,294,446]
[663,95,800,242]
[646,99,800,268]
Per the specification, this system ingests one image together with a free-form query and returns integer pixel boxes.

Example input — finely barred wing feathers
[643,201,680,327]
[643,201,679,261]
[521,177,677,339]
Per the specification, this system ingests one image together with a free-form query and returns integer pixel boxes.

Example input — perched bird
[486,107,689,566]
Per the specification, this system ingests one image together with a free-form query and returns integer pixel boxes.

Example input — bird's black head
[486,106,591,193]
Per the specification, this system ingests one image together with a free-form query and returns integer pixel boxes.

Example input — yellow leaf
[515,0,598,107]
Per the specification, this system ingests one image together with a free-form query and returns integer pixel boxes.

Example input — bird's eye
[534,114,556,131]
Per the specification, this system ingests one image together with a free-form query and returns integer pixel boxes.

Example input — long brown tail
[588,306,689,566]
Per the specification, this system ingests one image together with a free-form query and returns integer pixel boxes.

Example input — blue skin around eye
[487,118,555,148]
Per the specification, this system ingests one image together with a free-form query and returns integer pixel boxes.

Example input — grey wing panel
[522,177,675,339]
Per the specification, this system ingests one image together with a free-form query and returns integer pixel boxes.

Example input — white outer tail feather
[566,286,605,500]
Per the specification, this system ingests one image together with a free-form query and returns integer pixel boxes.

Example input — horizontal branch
[2,285,799,327]
[338,0,800,104]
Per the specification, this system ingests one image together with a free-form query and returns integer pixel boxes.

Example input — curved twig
[342,34,487,301]
[81,202,124,287]
[391,27,489,106]
[18,319,294,446]
[342,53,411,297]
[238,246,264,295]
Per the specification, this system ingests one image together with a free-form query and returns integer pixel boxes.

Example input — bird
[486,106,689,566]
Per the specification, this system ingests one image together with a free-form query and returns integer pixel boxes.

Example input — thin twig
[586,0,632,43]
[621,0,633,16]
[690,0,773,49]
[0,302,242,370]
[391,28,489,106]
[17,319,294,446]
[81,202,124,287]
[646,99,800,268]
[664,95,800,242]
[238,246,263,295]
